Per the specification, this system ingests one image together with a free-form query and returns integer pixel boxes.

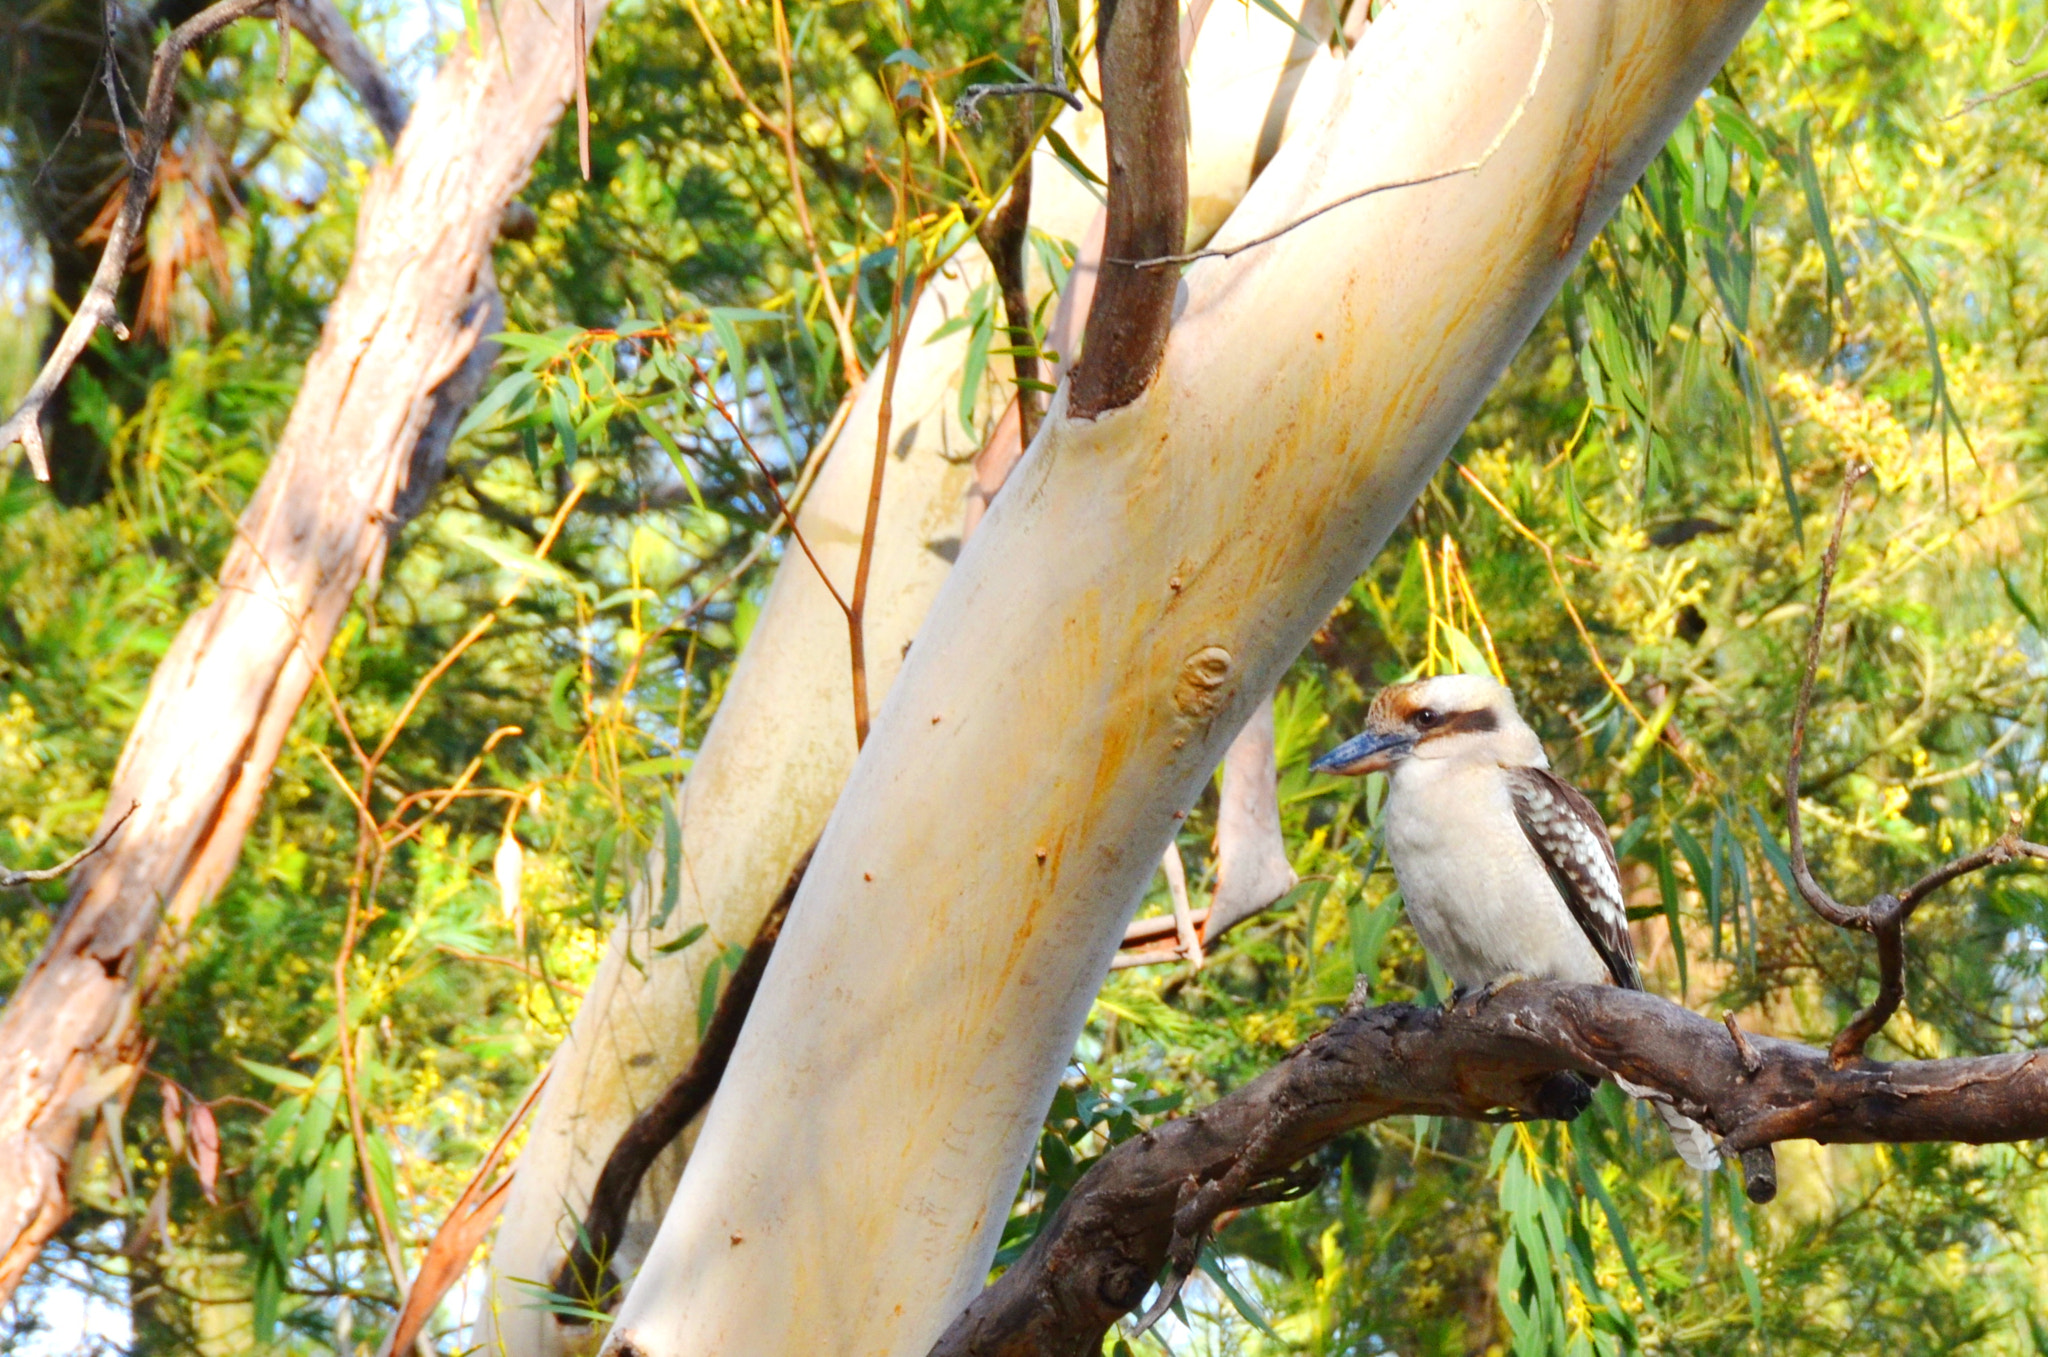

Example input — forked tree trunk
[0,0,606,1302]
[478,10,1343,1350]
[597,2,1763,1354]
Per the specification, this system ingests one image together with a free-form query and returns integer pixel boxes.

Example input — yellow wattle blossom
[1774,370,1916,491]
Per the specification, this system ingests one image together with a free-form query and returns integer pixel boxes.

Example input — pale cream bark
[476,5,1345,1352]
[475,254,985,1357]
[598,2,1764,1354]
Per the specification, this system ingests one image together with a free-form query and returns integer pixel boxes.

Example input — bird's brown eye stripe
[1429,707,1498,736]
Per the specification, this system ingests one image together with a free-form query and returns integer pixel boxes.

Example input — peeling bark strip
[0,0,610,1304]
[1067,0,1187,419]
[929,982,2048,1357]
[551,846,814,1311]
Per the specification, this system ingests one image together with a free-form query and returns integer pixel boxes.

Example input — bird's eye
[1414,708,1440,728]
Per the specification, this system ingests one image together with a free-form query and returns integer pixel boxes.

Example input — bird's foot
[1453,971,1531,1014]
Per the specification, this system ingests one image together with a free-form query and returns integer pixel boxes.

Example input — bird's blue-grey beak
[1310,729,1415,776]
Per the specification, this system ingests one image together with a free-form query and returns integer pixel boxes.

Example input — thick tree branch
[1067,0,1186,418]
[0,0,271,480]
[284,0,410,145]
[930,981,2048,1357]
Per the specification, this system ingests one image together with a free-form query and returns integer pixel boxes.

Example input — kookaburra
[1311,674,1720,1171]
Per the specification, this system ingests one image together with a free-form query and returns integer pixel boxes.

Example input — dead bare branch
[955,0,1081,126]
[1784,465,2048,1068]
[930,981,2048,1357]
[1939,65,2048,121]
[0,0,272,481]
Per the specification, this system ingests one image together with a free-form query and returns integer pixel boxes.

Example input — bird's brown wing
[1504,766,1641,989]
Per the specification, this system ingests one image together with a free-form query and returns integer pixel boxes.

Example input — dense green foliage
[0,0,2043,1352]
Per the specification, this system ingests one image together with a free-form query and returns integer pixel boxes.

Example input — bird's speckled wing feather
[1504,766,1641,990]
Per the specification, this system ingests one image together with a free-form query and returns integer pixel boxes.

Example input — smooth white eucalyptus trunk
[600,1,1762,1354]
[477,9,1342,1353]
[477,260,982,1357]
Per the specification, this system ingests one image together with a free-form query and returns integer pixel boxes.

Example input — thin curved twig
[1113,0,1553,270]
[0,802,139,889]
[1938,66,2048,122]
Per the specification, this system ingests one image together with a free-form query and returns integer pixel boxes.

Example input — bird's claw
[1452,972,1530,1014]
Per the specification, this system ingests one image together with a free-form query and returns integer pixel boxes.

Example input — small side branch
[0,803,137,889]
[954,0,1082,126]
[0,0,273,480]
[954,82,1084,125]
[1783,466,2048,1067]
[929,982,2048,1357]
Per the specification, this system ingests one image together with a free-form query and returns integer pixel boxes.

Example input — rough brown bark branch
[931,980,2048,1357]
[0,0,609,1304]
[1067,0,1187,419]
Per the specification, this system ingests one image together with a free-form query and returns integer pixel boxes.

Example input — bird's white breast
[1382,759,1610,991]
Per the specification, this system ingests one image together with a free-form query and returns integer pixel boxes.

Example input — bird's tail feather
[1614,1076,1722,1171]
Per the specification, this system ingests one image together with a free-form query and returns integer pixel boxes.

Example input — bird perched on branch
[1311,673,1721,1171]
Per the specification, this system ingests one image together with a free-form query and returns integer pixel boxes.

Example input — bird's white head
[1309,674,1545,776]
